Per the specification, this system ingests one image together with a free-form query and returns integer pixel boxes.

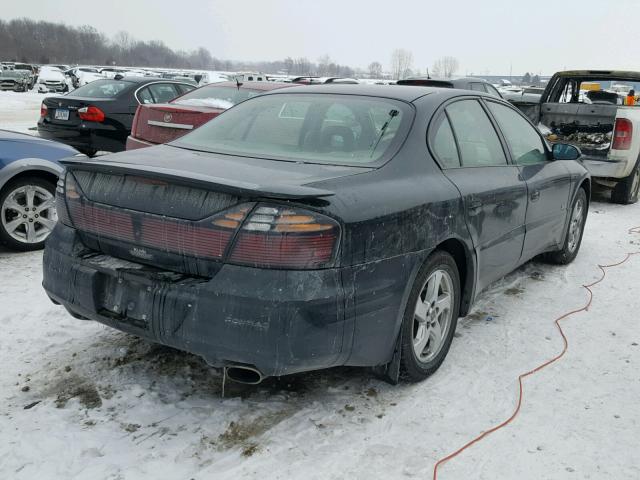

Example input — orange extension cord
[432,226,640,480]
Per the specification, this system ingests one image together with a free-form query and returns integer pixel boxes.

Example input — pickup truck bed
[514,70,640,204]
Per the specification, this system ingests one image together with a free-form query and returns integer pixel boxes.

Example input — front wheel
[400,251,460,382]
[0,176,58,251]
[546,188,588,265]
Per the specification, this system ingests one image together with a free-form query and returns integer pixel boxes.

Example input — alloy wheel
[1,185,57,244]
[412,269,454,363]
[567,196,585,253]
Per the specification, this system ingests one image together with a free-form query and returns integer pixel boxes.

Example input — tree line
[0,18,356,75]
[1,18,471,81]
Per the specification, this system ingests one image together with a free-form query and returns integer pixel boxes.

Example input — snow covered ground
[0,91,49,134]
[1,93,639,480]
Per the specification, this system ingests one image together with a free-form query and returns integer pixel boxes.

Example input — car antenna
[426,68,431,80]
[236,78,243,90]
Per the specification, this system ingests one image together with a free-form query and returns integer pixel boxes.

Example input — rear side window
[147,83,181,103]
[470,83,486,92]
[486,102,547,165]
[137,86,154,104]
[446,100,507,167]
[431,114,460,168]
[176,83,196,95]
[485,84,502,98]
[67,79,132,98]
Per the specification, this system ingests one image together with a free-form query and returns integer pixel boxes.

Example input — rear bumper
[37,120,126,153]
[126,135,156,150]
[582,155,634,179]
[42,223,421,377]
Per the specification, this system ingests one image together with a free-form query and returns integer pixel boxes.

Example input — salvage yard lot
[1,194,639,479]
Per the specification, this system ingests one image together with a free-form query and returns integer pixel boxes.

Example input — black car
[397,76,503,98]
[37,77,196,156]
[43,85,590,385]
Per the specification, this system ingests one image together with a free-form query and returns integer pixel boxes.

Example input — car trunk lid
[42,96,115,127]
[132,103,224,145]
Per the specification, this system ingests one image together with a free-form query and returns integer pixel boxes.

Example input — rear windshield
[172,93,412,165]
[67,79,133,98]
[173,85,262,109]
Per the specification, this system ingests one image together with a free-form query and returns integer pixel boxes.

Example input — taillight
[78,106,105,123]
[55,175,70,226]
[613,118,633,150]
[40,103,48,117]
[61,178,339,269]
[228,204,339,269]
[130,105,141,137]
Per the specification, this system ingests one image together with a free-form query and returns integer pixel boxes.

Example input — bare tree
[293,57,311,75]
[431,56,459,79]
[317,54,331,76]
[390,49,413,80]
[368,61,382,78]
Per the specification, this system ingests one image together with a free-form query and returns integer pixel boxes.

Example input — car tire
[611,161,640,204]
[546,188,588,265]
[0,176,58,251]
[399,250,460,382]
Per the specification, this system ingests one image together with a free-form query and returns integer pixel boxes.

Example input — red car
[126,81,299,150]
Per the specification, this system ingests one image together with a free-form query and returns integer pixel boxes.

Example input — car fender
[0,158,64,192]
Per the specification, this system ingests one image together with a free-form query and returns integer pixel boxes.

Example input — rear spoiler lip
[60,158,335,199]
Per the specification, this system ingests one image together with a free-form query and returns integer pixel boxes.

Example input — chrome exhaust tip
[225,365,264,385]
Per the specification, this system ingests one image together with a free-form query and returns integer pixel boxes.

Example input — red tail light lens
[78,106,105,123]
[229,205,339,269]
[61,175,339,269]
[63,172,253,260]
[55,175,72,226]
[613,118,633,150]
[130,105,141,137]
[40,103,48,117]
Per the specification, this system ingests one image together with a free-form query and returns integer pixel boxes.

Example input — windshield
[173,85,263,109]
[67,79,133,98]
[172,93,411,165]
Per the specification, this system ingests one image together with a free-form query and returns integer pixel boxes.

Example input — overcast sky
[3,0,637,75]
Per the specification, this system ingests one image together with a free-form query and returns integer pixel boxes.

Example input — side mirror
[552,143,581,161]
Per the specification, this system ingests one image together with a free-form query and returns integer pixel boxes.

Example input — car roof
[114,76,195,85]
[203,81,301,91]
[554,70,640,80]
[260,84,438,102]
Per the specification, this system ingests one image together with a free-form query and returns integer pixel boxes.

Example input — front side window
[173,94,411,165]
[446,100,507,167]
[470,83,485,92]
[487,102,547,165]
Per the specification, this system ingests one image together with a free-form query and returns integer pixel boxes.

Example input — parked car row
[37,77,198,155]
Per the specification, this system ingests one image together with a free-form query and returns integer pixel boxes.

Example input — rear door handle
[530,190,541,202]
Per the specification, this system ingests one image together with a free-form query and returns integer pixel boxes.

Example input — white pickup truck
[515,70,640,204]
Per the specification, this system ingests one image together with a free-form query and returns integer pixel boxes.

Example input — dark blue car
[0,130,79,250]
